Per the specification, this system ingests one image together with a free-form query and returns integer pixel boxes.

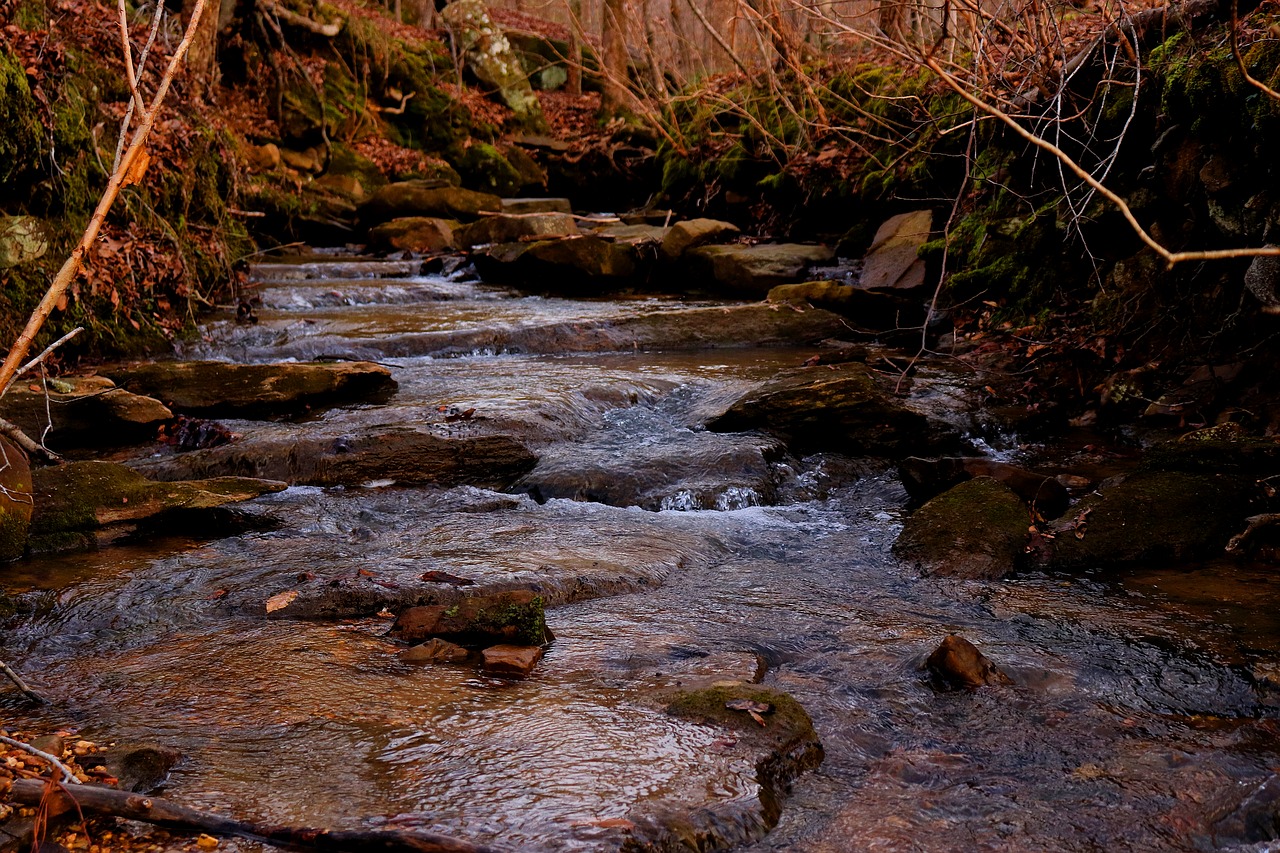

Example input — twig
[0,736,76,782]
[0,416,58,463]
[0,662,47,706]
[258,0,344,36]
[2,327,83,397]
[1232,0,1280,102]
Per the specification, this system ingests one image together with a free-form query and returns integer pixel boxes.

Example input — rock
[766,279,921,330]
[130,425,538,489]
[501,197,571,215]
[102,360,396,418]
[660,218,740,260]
[893,477,1030,579]
[482,643,544,677]
[595,223,668,246]
[441,0,548,131]
[665,683,821,767]
[389,589,549,646]
[1210,773,1280,845]
[0,375,172,447]
[451,142,524,197]
[280,147,321,173]
[1244,248,1280,311]
[926,635,1011,689]
[473,235,637,287]
[0,215,48,268]
[898,457,1070,519]
[359,183,502,225]
[314,173,364,198]
[29,461,286,554]
[367,217,456,253]
[1032,471,1255,571]
[98,743,182,793]
[455,212,577,248]
[398,637,472,664]
[0,436,31,561]
[860,210,933,291]
[513,133,570,153]
[706,363,959,457]
[687,243,835,296]
[244,142,281,172]
[501,144,547,190]
[533,64,567,90]
[1199,153,1238,195]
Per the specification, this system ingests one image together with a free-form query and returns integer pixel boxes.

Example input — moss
[666,684,816,741]
[894,477,1029,579]
[450,142,522,195]
[0,45,44,191]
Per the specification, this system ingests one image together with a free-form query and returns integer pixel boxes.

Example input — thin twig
[0,663,47,707]
[2,327,83,397]
[0,735,76,783]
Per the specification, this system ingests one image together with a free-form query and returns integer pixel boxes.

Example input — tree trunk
[599,0,629,116]
[878,0,907,43]
[568,0,583,95]
[183,0,220,101]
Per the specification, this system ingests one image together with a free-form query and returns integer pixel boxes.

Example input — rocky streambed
[1,239,1279,852]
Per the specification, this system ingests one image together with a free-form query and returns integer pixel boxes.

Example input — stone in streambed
[898,456,1070,519]
[664,683,821,768]
[130,426,537,489]
[767,279,921,330]
[860,210,933,292]
[0,376,172,447]
[501,197,571,215]
[366,217,456,253]
[359,183,502,224]
[482,643,544,677]
[389,589,549,646]
[706,363,959,457]
[660,218,740,260]
[687,243,834,296]
[398,637,472,664]
[926,635,1011,690]
[97,743,182,793]
[28,461,286,554]
[472,235,638,288]
[893,477,1030,579]
[455,212,577,248]
[102,360,395,418]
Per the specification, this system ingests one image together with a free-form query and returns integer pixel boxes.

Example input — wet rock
[389,589,549,646]
[1209,772,1280,845]
[102,360,396,418]
[893,477,1030,579]
[366,217,456,253]
[130,426,537,489]
[501,197,571,215]
[97,743,182,793]
[706,363,959,457]
[767,279,920,330]
[441,0,548,131]
[860,210,932,291]
[472,235,637,288]
[0,375,172,447]
[397,637,472,664]
[898,456,1070,519]
[481,643,544,677]
[359,182,502,225]
[1033,471,1255,571]
[455,212,577,248]
[0,436,31,561]
[687,243,835,296]
[29,461,286,553]
[926,635,1011,690]
[0,215,48,268]
[1141,429,1280,479]
[594,223,668,246]
[660,218,740,260]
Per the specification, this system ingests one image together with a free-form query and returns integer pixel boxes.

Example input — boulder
[29,461,286,553]
[0,216,48,268]
[441,0,548,131]
[687,243,835,296]
[482,644,544,677]
[860,210,933,291]
[279,147,322,173]
[97,744,182,793]
[366,217,456,253]
[244,142,281,172]
[1244,248,1280,311]
[660,218,740,260]
[455,212,578,248]
[314,173,364,199]
[398,637,472,664]
[501,197,572,215]
[766,279,920,329]
[359,183,502,225]
[1032,471,1255,571]
[665,683,821,767]
[0,436,31,561]
[389,589,549,646]
[893,477,1029,579]
[595,223,668,246]
[926,635,1011,689]
[102,360,396,418]
[501,144,547,190]
[706,363,959,457]
[129,426,537,489]
[898,456,1069,519]
[472,235,638,288]
[0,376,172,447]
[451,142,524,197]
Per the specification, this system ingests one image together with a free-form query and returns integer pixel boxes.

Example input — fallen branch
[5,780,499,853]
[258,0,343,37]
[0,661,46,705]
[0,415,58,463]
[0,736,76,783]
[1,326,83,397]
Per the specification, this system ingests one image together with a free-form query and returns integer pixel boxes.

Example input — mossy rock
[0,437,32,561]
[0,46,43,189]
[1142,435,1280,479]
[706,363,959,457]
[387,589,549,645]
[1035,471,1257,571]
[450,142,523,196]
[893,477,1030,579]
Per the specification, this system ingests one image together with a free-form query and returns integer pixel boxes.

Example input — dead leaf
[265,590,298,613]
[121,148,151,189]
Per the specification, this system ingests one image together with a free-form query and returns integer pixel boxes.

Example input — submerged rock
[389,589,550,646]
[96,743,182,793]
[687,243,835,296]
[103,360,396,418]
[926,635,1011,690]
[893,477,1030,579]
[0,376,172,447]
[706,363,958,457]
[481,643,544,677]
[397,637,472,664]
[29,461,285,554]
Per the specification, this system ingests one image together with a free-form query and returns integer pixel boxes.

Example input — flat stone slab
[102,360,396,418]
[500,197,572,214]
[456,212,578,248]
[249,259,423,281]
[861,210,933,291]
[688,243,835,296]
[359,183,502,224]
[0,375,171,448]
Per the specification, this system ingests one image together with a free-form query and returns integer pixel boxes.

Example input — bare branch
[0,735,77,782]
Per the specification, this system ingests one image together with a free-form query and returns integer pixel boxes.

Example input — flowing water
[3,257,1280,852]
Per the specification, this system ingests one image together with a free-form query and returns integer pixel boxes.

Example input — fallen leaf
[265,590,298,613]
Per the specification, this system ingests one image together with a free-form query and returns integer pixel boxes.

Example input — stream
[3,255,1280,852]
